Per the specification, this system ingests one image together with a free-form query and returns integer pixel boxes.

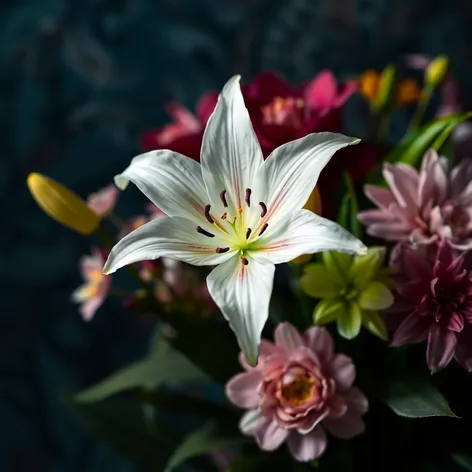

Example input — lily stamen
[241,257,249,265]
[216,247,230,253]
[220,189,228,207]
[204,204,214,224]
[196,226,215,238]
[259,223,269,236]
[246,228,252,239]
[259,202,267,218]
[245,188,252,207]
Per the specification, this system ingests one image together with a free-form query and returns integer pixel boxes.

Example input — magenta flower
[86,185,119,216]
[358,150,472,249]
[390,240,472,373]
[226,322,368,462]
[71,248,111,321]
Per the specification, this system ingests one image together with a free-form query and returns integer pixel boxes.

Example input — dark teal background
[3,0,472,470]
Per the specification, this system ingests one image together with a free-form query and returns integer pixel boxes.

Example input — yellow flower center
[281,376,315,405]
[261,96,307,128]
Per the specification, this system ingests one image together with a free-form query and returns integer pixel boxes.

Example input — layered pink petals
[390,241,472,373]
[359,151,472,249]
[225,323,368,462]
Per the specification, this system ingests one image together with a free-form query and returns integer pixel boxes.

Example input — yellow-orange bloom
[358,69,422,107]
[27,173,100,235]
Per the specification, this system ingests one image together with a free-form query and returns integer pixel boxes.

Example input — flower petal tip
[356,244,368,256]
[113,174,130,191]
[245,352,259,368]
[351,138,362,145]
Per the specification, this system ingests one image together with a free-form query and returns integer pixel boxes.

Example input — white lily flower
[103,75,367,366]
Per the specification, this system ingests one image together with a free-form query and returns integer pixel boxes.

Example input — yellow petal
[27,173,100,235]
[358,281,394,310]
[362,310,389,341]
[425,56,449,87]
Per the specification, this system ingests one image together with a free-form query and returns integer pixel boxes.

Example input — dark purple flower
[390,240,472,373]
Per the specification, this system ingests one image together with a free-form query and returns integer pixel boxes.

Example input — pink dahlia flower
[226,322,368,462]
[389,240,472,373]
[358,150,472,249]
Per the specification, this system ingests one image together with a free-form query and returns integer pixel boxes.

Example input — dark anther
[259,223,269,236]
[220,190,228,207]
[241,257,249,265]
[246,228,252,239]
[216,247,230,253]
[196,226,215,238]
[245,188,252,207]
[259,202,267,218]
[204,204,214,224]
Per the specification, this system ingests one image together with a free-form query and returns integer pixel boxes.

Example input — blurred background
[2,0,472,470]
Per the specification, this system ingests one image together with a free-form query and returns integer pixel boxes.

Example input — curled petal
[427,325,457,374]
[239,409,261,435]
[103,217,235,274]
[329,354,356,391]
[207,255,275,366]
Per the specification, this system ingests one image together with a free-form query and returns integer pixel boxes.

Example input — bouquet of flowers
[27,55,472,471]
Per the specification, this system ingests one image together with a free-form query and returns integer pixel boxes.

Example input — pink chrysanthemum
[390,240,472,373]
[86,185,119,216]
[358,150,472,249]
[226,322,368,462]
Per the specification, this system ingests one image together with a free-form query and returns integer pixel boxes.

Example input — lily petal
[201,75,264,213]
[255,132,359,227]
[114,150,208,223]
[255,210,367,264]
[103,216,235,274]
[207,255,275,366]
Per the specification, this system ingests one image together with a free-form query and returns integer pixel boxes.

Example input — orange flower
[358,69,422,107]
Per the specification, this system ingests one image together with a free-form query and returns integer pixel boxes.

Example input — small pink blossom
[389,240,472,373]
[358,150,472,249]
[86,185,119,216]
[71,248,111,321]
[226,323,368,462]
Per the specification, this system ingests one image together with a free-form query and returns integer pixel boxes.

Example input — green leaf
[69,399,177,469]
[337,193,351,229]
[386,112,472,167]
[75,335,207,403]
[343,171,361,239]
[384,377,458,418]
[164,421,246,472]
[452,453,472,470]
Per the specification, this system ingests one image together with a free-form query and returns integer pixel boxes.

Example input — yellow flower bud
[425,56,449,87]
[292,187,322,265]
[27,173,100,235]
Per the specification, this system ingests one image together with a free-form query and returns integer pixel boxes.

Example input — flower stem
[408,84,434,132]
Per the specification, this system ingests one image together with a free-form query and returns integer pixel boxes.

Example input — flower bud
[425,55,449,87]
[27,173,100,235]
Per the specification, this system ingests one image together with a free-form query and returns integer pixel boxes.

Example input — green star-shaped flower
[300,247,393,340]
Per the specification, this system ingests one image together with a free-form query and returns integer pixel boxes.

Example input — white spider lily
[103,75,366,366]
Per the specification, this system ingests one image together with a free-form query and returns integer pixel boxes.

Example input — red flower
[138,72,376,217]
[139,93,218,159]
[242,71,356,154]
